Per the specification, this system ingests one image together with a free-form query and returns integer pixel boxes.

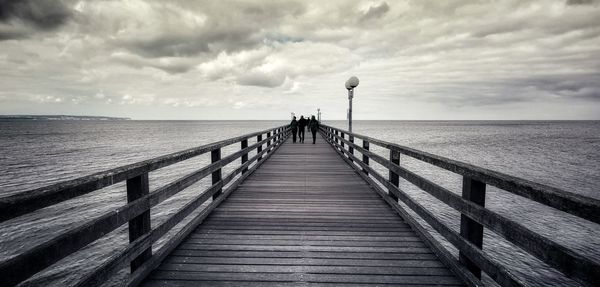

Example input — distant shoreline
[0,115,131,121]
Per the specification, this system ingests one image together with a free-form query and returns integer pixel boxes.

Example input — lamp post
[345,76,359,132]
[317,108,321,121]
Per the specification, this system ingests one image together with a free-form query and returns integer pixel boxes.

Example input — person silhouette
[308,115,319,144]
[289,116,298,143]
[297,116,307,143]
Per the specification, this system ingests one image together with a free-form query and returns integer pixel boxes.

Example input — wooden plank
[164,257,445,267]
[156,263,453,276]
[140,135,464,286]
[148,271,463,285]
[168,250,439,260]
[144,281,464,287]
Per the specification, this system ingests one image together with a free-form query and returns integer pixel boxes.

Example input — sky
[1,0,599,120]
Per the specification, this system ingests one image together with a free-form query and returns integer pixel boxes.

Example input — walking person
[308,115,319,144]
[290,116,298,143]
[297,116,307,143]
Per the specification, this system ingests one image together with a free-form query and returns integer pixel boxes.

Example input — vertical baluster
[335,130,339,145]
[267,131,271,153]
[211,148,222,200]
[341,132,345,150]
[459,177,486,278]
[388,150,400,202]
[362,140,369,175]
[127,173,151,272]
[241,138,248,174]
[257,134,263,160]
[349,135,354,163]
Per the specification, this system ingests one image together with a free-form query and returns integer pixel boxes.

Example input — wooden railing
[0,125,290,287]
[320,124,599,287]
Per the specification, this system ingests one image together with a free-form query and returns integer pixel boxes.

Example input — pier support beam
[127,173,151,272]
[362,140,369,175]
[459,177,486,278]
[267,132,271,152]
[211,148,222,200]
[388,150,400,202]
[257,134,263,160]
[349,135,354,163]
[241,138,248,174]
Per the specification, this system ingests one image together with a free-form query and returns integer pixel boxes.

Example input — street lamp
[317,108,321,121]
[345,76,359,132]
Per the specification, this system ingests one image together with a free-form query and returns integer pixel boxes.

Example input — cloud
[0,0,71,39]
[76,0,306,58]
[360,2,389,22]
[0,0,599,119]
[237,72,287,88]
[110,52,197,74]
[566,0,595,5]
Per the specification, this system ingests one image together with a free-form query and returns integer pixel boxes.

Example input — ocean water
[0,120,598,286]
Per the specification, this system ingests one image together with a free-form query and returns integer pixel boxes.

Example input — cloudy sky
[1,0,599,120]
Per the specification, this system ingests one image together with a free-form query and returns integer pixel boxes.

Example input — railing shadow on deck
[320,124,599,287]
[0,125,290,287]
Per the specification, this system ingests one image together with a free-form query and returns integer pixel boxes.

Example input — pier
[1,125,599,287]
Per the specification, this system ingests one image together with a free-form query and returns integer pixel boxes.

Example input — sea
[0,120,598,286]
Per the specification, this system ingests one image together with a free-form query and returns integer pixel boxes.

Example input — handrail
[0,125,290,287]
[0,126,287,222]
[322,125,600,225]
[320,124,599,287]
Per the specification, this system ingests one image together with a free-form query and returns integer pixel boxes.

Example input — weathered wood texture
[141,136,464,287]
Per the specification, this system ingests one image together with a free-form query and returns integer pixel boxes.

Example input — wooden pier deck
[5,125,598,287]
[142,135,463,286]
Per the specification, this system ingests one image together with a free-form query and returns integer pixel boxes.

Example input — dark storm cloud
[113,1,306,58]
[521,73,600,100]
[566,0,595,5]
[121,28,257,58]
[0,0,71,39]
[418,73,600,106]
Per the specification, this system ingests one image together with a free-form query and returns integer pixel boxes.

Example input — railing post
[257,134,263,160]
[335,130,339,145]
[127,173,151,272]
[349,135,354,163]
[211,148,222,200]
[459,177,486,278]
[389,150,400,202]
[241,138,248,174]
[362,140,369,175]
[341,132,345,149]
